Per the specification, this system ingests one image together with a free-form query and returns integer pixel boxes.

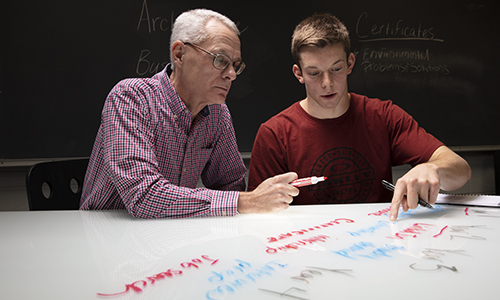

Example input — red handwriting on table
[97,255,218,297]
[433,226,448,238]
[387,223,434,240]
[180,255,219,268]
[266,218,354,243]
[266,235,330,254]
[368,207,391,216]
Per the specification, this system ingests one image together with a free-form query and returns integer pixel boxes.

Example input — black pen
[382,180,434,210]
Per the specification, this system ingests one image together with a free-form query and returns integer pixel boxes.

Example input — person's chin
[210,88,229,102]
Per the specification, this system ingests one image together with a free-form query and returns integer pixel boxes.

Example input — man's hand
[238,172,299,214]
[389,164,440,221]
[389,146,471,221]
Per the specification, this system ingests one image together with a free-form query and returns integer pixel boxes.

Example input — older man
[80,9,298,218]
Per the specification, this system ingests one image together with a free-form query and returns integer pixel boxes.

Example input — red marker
[290,176,327,187]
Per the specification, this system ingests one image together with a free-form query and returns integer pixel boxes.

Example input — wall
[0,151,496,211]
[0,166,30,211]
[3,1,500,158]
[3,1,498,208]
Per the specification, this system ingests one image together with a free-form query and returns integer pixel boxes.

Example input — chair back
[26,158,89,210]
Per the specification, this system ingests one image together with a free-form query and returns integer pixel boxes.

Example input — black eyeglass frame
[184,42,246,75]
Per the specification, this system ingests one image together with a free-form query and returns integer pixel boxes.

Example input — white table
[1,203,499,299]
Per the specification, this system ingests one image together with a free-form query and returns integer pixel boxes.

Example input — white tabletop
[1,203,499,300]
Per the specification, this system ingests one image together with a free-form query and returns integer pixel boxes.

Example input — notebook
[436,193,500,207]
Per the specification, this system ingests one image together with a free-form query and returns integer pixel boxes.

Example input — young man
[248,13,471,221]
[80,9,299,218]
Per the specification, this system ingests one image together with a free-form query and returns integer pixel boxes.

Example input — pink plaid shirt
[80,65,246,218]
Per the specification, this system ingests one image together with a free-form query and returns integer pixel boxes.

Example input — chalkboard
[2,0,499,159]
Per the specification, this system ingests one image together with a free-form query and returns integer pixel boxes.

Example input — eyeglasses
[184,42,246,75]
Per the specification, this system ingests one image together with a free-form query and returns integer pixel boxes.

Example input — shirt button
[173,114,177,119]
[221,212,227,216]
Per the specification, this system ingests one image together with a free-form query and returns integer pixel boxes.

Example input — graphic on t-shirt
[310,147,375,204]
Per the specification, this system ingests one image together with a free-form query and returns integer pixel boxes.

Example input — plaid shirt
[80,65,246,218]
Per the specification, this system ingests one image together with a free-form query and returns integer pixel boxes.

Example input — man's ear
[171,41,186,66]
[292,64,305,84]
[347,52,356,75]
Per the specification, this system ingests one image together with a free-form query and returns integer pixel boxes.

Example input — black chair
[26,158,89,210]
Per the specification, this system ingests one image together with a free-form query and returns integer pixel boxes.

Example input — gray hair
[170,9,240,67]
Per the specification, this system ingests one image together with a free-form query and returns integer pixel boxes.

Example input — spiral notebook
[436,193,500,207]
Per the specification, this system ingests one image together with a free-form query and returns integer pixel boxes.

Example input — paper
[436,193,500,207]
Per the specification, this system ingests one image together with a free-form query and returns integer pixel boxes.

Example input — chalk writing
[259,287,309,300]
[182,255,219,268]
[332,242,403,260]
[208,260,252,283]
[205,260,288,300]
[421,248,470,261]
[450,225,487,232]
[355,12,443,42]
[433,225,448,238]
[449,225,488,240]
[347,220,390,236]
[136,49,169,76]
[266,235,330,254]
[412,248,471,275]
[292,269,322,284]
[368,206,424,218]
[266,218,354,243]
[362,48,430,61]
[451,235,486,240]
[292,267,354,284]
[387,223,434,239]
[261,267,354,300]
[136,0,172,33]
[306,266,354,276]
[97,255,217,297]
[368,207,391,216]
[410,263,458,272]
[469,208,500,218]
[353,12,449,79]
[398,210,418,218]
[360,60,450,75]
[134,0,171,75]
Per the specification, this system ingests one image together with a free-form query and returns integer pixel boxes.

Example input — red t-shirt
[248,93,443,205]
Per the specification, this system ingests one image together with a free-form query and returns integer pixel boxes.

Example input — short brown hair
[291,13,350,65]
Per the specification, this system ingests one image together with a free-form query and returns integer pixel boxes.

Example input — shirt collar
[164,64,210,118]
